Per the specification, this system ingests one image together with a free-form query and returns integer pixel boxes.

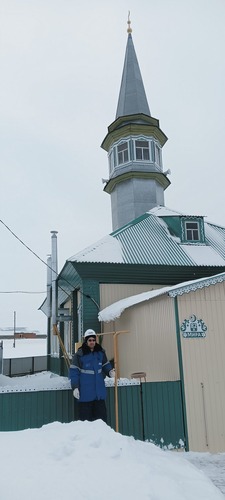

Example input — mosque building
[41,19,225,452]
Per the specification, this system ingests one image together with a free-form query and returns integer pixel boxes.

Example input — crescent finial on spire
[127,11,132,34]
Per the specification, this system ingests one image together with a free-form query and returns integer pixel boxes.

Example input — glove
[109,369,115,378]
[73,388,80,399]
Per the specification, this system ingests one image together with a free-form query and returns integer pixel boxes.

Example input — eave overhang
[101,113,168,151]
[103,171,171,194]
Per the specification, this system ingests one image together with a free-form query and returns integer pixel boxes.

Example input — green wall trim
[173,296,189,451]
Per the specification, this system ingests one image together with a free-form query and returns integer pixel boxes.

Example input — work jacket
[69,343,112,402]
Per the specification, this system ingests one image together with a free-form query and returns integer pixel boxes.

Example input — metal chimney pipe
[46,255,52,319]
[51,231,58,325]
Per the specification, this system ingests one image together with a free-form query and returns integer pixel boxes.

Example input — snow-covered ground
[184,452,225,496]
[1,337,47,358]
[0,420,224,500]
[0,372,224,498]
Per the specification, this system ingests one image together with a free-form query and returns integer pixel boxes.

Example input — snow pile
[0,420,223,500]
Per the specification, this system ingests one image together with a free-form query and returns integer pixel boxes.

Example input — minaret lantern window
[117,141,129,165]
[155,143,161,166]
[135,140,150,161]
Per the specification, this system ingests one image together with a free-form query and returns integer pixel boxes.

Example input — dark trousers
[78,400,107,423]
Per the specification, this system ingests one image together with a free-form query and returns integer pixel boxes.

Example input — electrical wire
[0,219,100,309]
[0,291,46,294]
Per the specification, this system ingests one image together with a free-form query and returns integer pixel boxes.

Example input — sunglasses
[87,338,96,342]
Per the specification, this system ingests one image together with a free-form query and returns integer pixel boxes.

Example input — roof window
[181,217,205,243]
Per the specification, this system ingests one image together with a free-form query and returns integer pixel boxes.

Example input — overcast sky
[1,0,225,333]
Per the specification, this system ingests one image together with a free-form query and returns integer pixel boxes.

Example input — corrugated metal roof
[115,214,194,265]
[205,222,225,260]
[68,207,225,268]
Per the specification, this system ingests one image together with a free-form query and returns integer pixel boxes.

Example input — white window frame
[117,141,129,165]
[108,150,114,173]
[185,221,200,241]
[134,139,150,161]
[155,143,161,166]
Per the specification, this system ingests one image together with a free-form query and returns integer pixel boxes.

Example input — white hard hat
[84,329,96,338]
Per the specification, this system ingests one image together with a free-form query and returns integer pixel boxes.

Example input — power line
[0,291,46,294]
[0,218,71,298]
[0,219,100,309]
[0,219,51,270]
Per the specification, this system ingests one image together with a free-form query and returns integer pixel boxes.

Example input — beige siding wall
[100,283,165,369]
[101,293,179,382]
[178,282,225,452]
[100,283,163,310]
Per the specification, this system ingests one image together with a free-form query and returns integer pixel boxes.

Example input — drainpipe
[0,341,3,374]
[46,255,52,319]
[51,231,58,326]
[173,296,189,451]
[46,255,52,366]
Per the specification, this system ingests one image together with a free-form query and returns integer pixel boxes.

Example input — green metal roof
[39,207,225,316]
[68,207,225,268]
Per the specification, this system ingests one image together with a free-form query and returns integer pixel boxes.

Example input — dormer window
[180,217,205,243]
[185,221,200,241]
[135,140,150,161]
[117,141,129,165]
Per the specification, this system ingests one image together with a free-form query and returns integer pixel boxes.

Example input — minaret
[101,15,170,231]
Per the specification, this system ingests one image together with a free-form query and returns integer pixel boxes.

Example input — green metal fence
[106,385,144,440]
[142,381,185,447]
[0,381,185,448]
[0,390,76,432]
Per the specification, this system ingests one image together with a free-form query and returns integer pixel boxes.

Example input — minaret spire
[101,20,170,231]
[116,16,150,119]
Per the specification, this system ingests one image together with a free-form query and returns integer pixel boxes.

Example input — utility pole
[13,310,16,348]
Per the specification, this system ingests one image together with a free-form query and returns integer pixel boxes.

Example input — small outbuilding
[99,272,225,452]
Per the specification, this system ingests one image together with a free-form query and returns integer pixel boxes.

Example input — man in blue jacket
[69,329,115,423]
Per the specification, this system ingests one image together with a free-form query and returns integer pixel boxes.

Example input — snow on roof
[148,206,184,217]
[65,207,225,267]
[182,245,225,266]
[148,206,205,218]
[68,234,123,263]
[98,286,172,322]
[98,272,225,322]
